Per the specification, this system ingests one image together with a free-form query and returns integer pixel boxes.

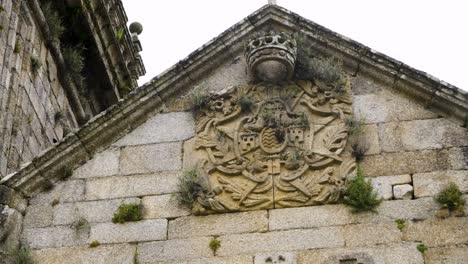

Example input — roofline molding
[2,4,467,196]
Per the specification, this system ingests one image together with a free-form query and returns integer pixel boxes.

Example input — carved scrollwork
[191,79,355,214]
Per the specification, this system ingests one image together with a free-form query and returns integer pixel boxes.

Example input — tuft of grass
[112,202,143,224]
[176,168,205,208]
[62,46,85,86]
[238,95,254,112]
[209,237,221,255]
[40,1,65,43]
[72,217,90,232]
[395,219,406,231]
[30,56,42,73]
[115,28,125,42]
[54,111,64,123]
[345,116,365,137]
[417,243,427,254]
[435,182,465,212]
[14,40,21,53]
[0,24,4,31]
[51,198,60,206]
[343,166,382,213]
[0,5,5,13]
[189,88,210,112]
[59,166,73,180]
[89,240,100,248]
[6,246,33,264]
[350,137,369,163]
[42,179,54,191]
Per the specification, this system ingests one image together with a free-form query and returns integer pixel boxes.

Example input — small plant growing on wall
[115,28,125,42]
[72,216,90,232]
[112,202,143,224]
[89,240,100,248]
[176,168,205,208]
[238,94,254,112]
[0,24,4,31]
[435,182,465,217]
[416,243,427,254]
[40,1,65,43]
[6,246,33,264]
[63,46,85,86]
[343,166,381,213]
[209,237,221,255]
[189,87,211,113]
[395,219,406,231]
[30,56,42,74]
[14,40,21,54]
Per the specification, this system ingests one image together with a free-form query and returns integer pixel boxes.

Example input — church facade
[1,2,467,264]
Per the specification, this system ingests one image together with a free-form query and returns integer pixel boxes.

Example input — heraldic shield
[191,80,356,214]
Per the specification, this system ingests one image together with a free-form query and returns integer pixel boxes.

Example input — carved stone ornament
[192,78,356,214]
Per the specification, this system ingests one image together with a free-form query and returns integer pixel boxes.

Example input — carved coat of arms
[190,32,356,214]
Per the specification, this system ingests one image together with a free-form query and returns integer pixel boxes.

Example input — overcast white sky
[122,0,468,91]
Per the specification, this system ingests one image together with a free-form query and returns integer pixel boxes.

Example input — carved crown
[245,31,297,83]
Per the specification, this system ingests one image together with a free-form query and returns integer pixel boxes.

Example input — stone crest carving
[191,32,356,214]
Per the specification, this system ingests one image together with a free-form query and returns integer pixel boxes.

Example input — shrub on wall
[112,202,143,224]
[435,182,465,217]
[343,166,381,213]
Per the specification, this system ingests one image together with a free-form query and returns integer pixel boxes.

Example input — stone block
[22,226,88,249]
[170,255,254,264]
[23,204,53,228]
[216,227,344,257]
[360,149,451,177]
[448,147,468,170]
[142,194,190,220]
[343,223,401,247]
[119,142,182,175]
[53,197,140,225]
[402,217,468,247]
[29,179,85,206]
[424,246,468,264]
[255,252,297,264]
[31,244,136,264]
[85,172,179,200]
[0,206,22,251]
[138,237,213,263]
[351,75,384,95]
[0,185,27,212]
[88,219,167,244]
[269,204,350,231]
[168,211,268,239]
[72,148,120,179]
[353,91,436,124]
[393,184,414,199]
[370,174,412,200]
[413,170,468,198]
[398,119,468,151]
[113,112,195,146]
[182,137,208,170]
[298,243,423,264]
[343,124,380,156]
[378,122,403,153]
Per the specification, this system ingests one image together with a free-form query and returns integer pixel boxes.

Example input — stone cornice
[1,4,466,196]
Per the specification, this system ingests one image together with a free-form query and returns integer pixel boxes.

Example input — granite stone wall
[21,79,468,264]
[0,0,77,178]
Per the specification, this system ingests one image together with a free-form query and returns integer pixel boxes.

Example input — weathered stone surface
[343,223,401,247]
[413,170,468,198]
[217,227,344,257]
[0,185,27,212]
[85,172,179,200]
[350,74,384,95]
[448,147,468,170]
[402,218,468,246]
[393,184,414,199]
[166,255,254,264]
[378,122,404,153]
[168,211,268,239]
[353,91,437,124]
[0,206,22,251]
[370,174,412,200]
[298,243,424,264]
[182,137,208,170]
[53,197,140,225]
[255,252,297,264]
[113,112,195,146]
[360,149,451,177]
[269,197,440,231]
[88,219,167,244]
[31,244,136,264]
[22,226,88,249]
[138,237,213,263]
[142,194,190,219]
[72,148,120,178]
[425,246,468,264]
[119,142,182,175]
[29,180,85,206]
[23,204,53,228]
[397,119,468,151]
